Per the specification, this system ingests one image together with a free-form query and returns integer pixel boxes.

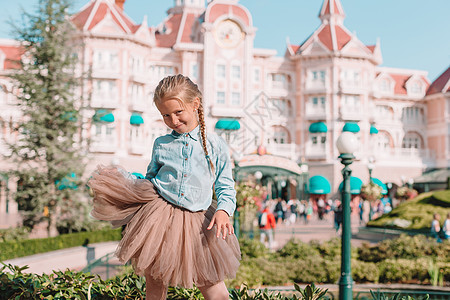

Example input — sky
[1,0,449,82]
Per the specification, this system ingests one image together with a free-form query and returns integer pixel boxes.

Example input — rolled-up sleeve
[213,138,237,216]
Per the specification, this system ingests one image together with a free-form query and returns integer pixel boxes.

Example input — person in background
[431,213,441,242]
[258,205,277,250]
[274,198,285,225]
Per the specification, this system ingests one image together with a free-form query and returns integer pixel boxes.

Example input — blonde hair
[154,74,214,172]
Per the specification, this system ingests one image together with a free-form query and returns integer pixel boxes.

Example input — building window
[343,95,360,106]
[402,107,423,123]
[94,80,118,98]
[269,98,288,115]
[341,69,360,84]
[217,64,226,78]
[216,91,225,104]
[129,84,144,103]
[253,68,260,82]
[409,82,422,94]
[190,63,198,79]
[379,78,391,92]
[129,55,144,74]
[231,92,240,105]
[312,70,325,82]
[93,50,119,71]
[150,65,176,79]
[232,65,241,79]
[269,73,288,89]
[311,97,325,107]
[376,133,390,150]
[310,133,326,146]
[402,132,421,149]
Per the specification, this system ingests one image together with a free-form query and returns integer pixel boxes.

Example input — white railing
[305,104,327,118]
[340,105,363,120]
[305,143,327,159]
[91,94,119,109]
[305,81,326,91]
[129,143,146,155]
[266,143,297,160]
[369,147,435,161]
[90,139,117,153]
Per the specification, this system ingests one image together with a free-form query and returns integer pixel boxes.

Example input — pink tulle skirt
[88,165,241,288]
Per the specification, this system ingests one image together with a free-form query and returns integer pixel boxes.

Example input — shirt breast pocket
[189,186,202,200]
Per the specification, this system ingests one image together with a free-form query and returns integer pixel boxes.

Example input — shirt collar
[171,125,199,141]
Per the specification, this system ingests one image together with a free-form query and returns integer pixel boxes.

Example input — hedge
[0,228,122,261]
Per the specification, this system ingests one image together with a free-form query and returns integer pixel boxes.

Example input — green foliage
[357,234,449,262]
[0,228,121,261]
[370,290,429,300]
[5,0,89,234]
[368,190,450,230]
[0,227,31,242]
[239,238,270,259]
[278,239,321,260]
[378,258,430,283]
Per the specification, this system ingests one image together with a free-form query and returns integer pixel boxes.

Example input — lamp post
[232,153,242,239]
[367,156,375,184]
[336,132,358,300]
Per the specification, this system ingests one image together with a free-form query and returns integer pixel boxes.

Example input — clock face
[215,20,243,48]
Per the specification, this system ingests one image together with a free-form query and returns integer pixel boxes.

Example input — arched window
[375,132,391,150]
[268,126,290,144]
[402,132,422,149]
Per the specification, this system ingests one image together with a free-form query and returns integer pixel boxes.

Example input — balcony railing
[91,94,119,109]
[266,143,297,160]
[340,105,363,120]
[305,143,327,159]
[369,147,435,162]
[129,99,146,112]
[129,143,146,155]
[90,139,117,153]
[305,104,327,119]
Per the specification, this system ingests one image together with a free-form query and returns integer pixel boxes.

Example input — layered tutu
[88,165,241,288]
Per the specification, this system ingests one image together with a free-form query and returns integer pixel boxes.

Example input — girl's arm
[207,137,237,239]
[145,140,161,180]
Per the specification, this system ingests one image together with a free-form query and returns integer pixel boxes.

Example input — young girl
[88,74,241,300]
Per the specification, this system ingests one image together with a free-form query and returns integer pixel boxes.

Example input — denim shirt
[145,126,237,216]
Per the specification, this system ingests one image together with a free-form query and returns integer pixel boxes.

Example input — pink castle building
[0,0,448,220]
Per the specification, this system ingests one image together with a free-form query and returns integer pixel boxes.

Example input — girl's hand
[207,210,234,239]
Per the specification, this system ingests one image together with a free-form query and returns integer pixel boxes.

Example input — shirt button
[185,158,188,161]
[185,143,188,146]
[181,193,184,196]
[184,174,187,177]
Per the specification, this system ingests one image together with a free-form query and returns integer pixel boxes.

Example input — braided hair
[153,74,214,172]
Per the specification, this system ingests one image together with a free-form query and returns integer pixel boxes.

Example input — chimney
[115,0,125,11]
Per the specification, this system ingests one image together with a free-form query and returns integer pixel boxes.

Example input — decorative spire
[319,0,345,25]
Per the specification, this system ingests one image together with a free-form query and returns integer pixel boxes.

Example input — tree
[6,0,88,236]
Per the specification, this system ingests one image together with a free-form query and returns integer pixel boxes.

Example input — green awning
[343,122,360,133]
[215,118,240,130]
[309,175,331,194]
[56,172,78,190]
[372,177,388,194]
[339,176,363,194]
[370,125,379,135]
[309,122,327,133]
[93,109,114,123]
[132,172,145,179]
[130,113,144,125]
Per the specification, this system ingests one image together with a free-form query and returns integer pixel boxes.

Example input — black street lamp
[232,155,241,239]
[336,132,358,300]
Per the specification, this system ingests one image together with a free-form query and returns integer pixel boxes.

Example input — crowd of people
[257,195,450,250]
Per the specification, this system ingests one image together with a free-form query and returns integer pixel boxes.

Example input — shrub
[0,228,122,261]
[238,238,269,259]
[378,258,430,283]
[352,260,380,283]
[358,234,449,262]
[0,227,30,242]
[278,239,321,260]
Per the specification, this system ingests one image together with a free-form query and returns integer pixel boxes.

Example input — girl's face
[156,97,199,134]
